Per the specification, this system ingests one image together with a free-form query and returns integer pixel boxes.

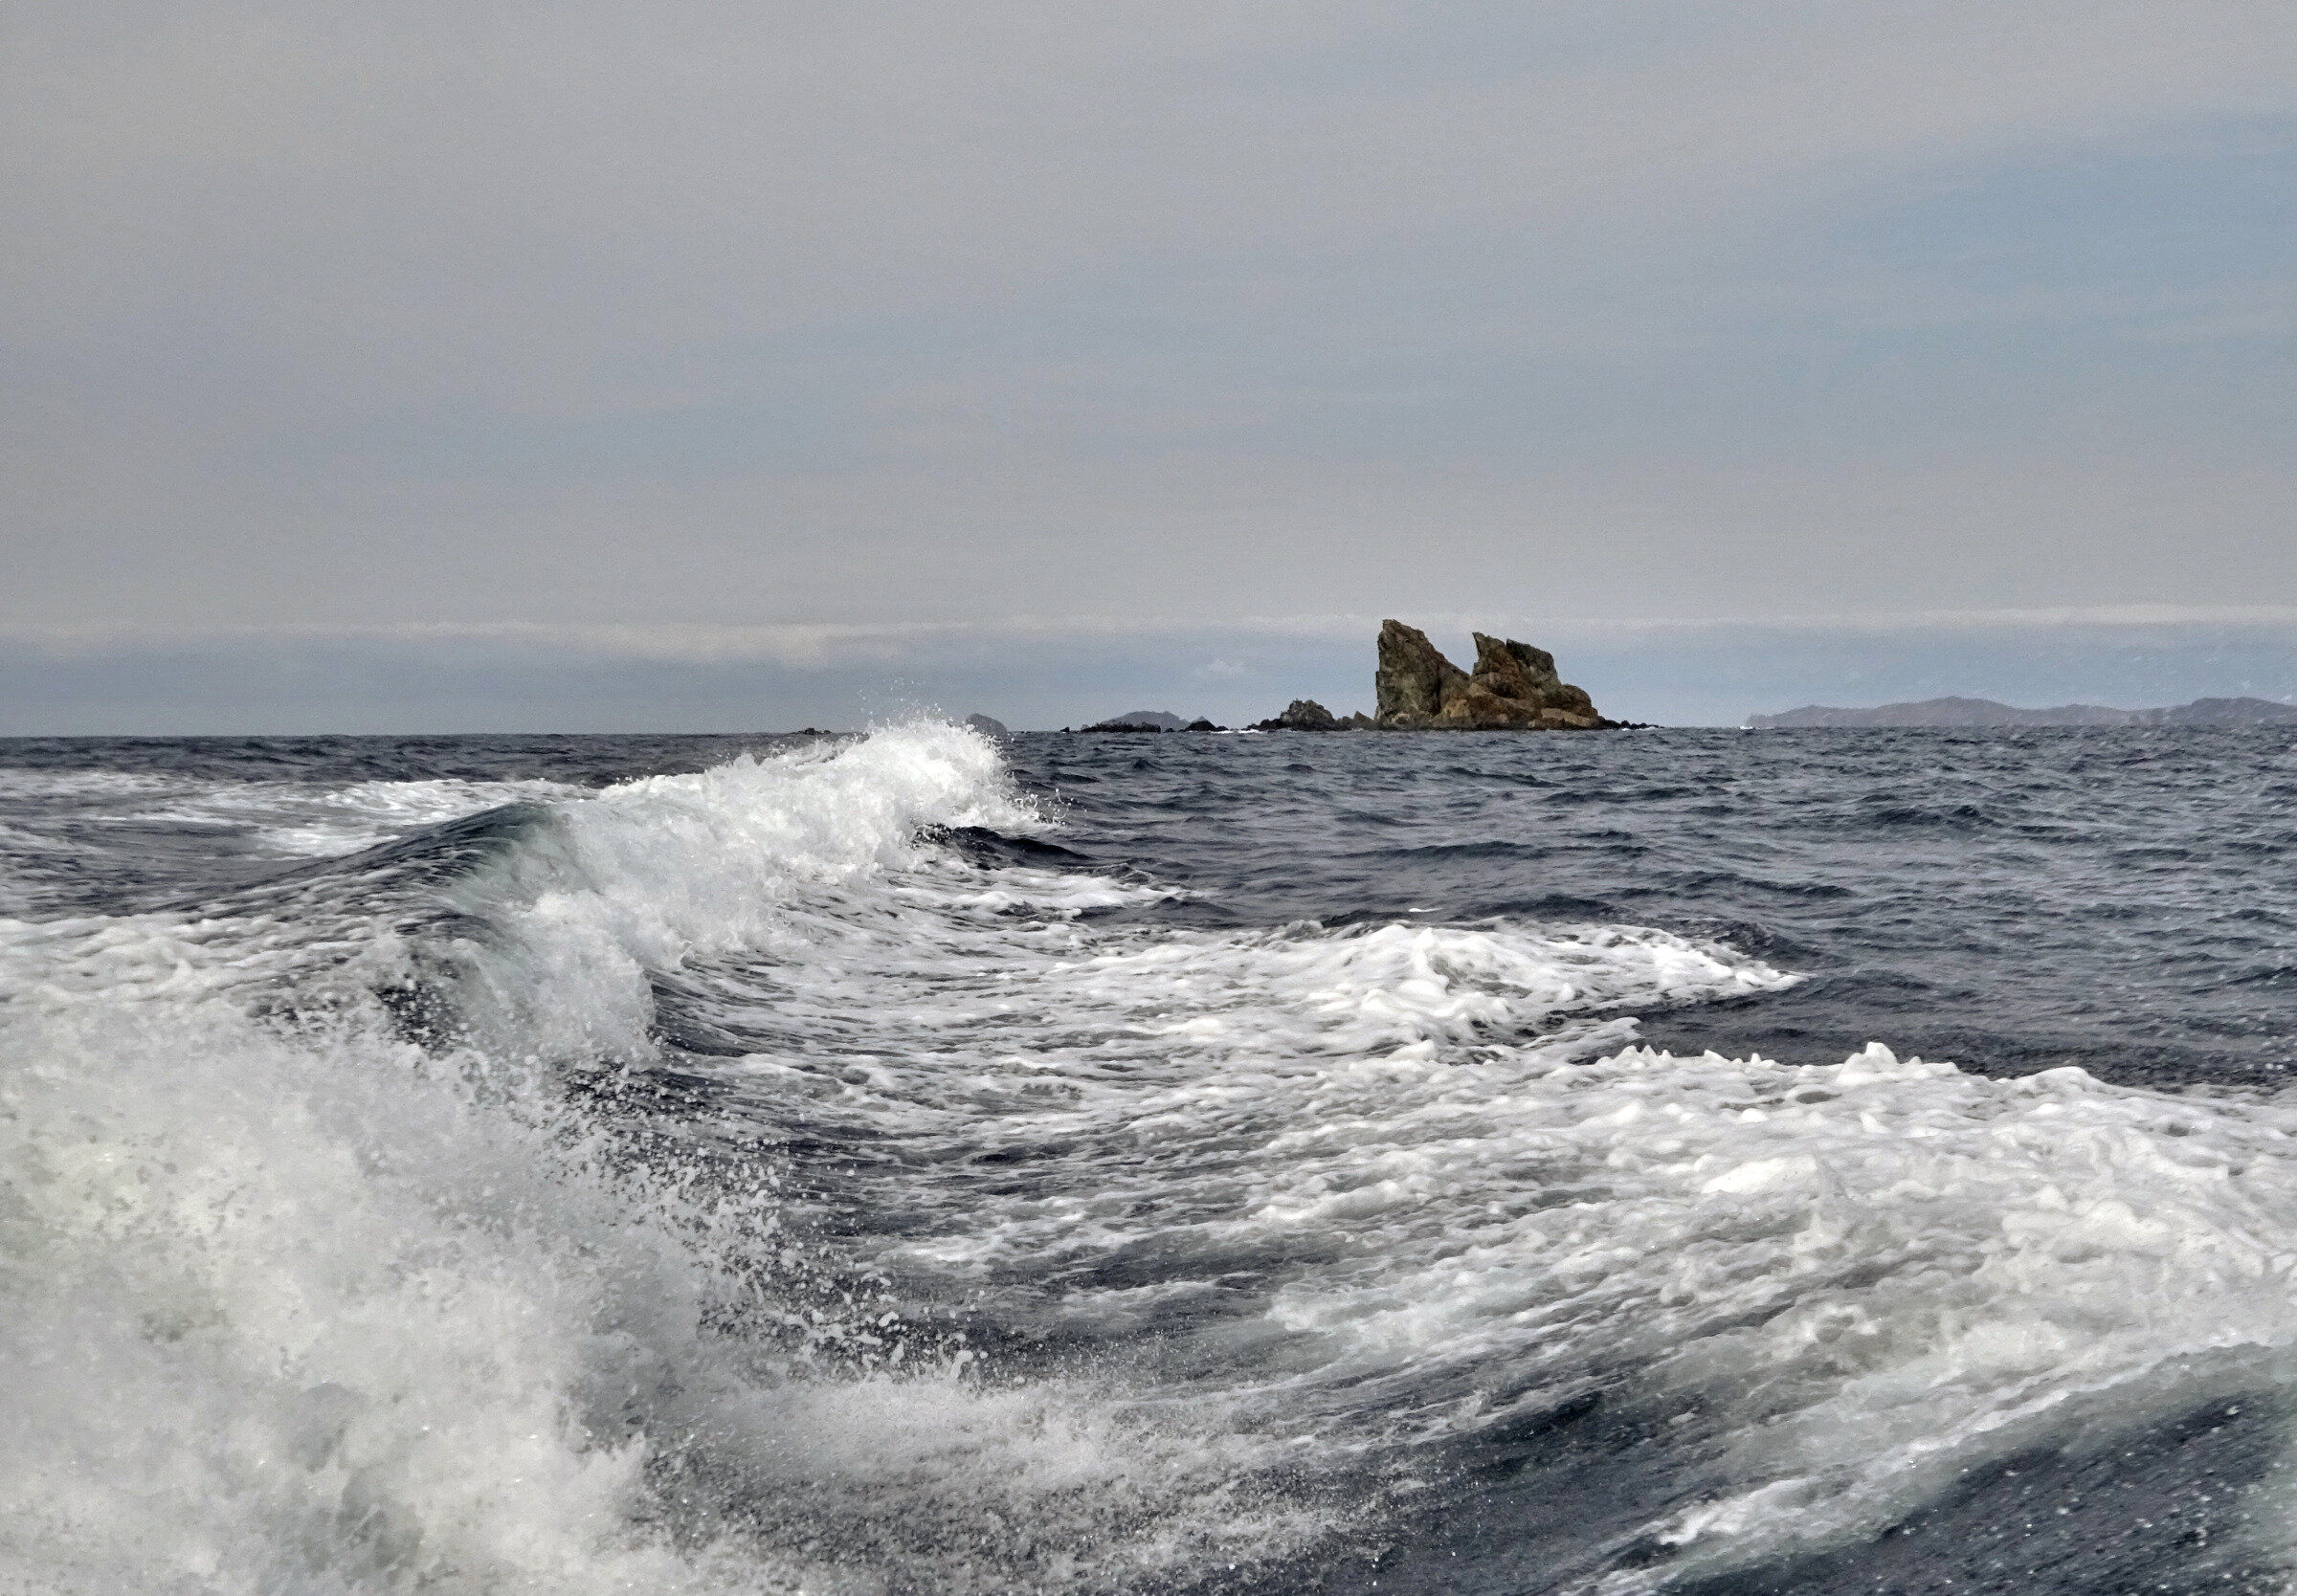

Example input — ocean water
[5,722,2297,1595]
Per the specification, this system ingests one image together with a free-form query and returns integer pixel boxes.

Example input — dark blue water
[5,724,2295,1594]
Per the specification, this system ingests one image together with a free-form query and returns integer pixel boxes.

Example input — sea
[6,721,2297,1595]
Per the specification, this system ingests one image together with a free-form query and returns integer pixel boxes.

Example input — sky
[5,1,2294,729]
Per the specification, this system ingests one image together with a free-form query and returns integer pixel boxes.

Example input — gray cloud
[5,2,2294,721]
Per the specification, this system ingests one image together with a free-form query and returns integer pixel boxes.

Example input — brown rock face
[1374,621,1610,729]
[1437,682,1538,728]
[1373,621,1469,727]
[1470,633,1560,698]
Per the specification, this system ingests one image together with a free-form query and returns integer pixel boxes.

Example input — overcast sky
[6,2,2293,728]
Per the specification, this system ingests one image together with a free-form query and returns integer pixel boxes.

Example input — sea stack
[1374,621,1610,729]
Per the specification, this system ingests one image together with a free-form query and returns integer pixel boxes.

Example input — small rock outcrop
[1253,698,1341,731]
[1084,710,1189,732]
[1374,622,1610,729]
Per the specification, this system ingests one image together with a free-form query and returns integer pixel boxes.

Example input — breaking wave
[6,723,2297,1592]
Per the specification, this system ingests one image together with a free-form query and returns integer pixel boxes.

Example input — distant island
[1073,622,1627,733]
[1748,696,2297,729]
[1358,620,1617,729]
[1084,711,1197,731]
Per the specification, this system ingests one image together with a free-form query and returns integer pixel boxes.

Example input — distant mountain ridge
[1748,696,2297,729]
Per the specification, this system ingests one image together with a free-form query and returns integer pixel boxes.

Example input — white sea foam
[727,888,2297,1588]
[0,990,702,1594]
[425,720,1085,1061]
[0,765,586,920]
[126,775,586,858]
[1223,1040,2297,1589]
[10,721,2297,1591]
[0,769,189,800]
[0,726,1318,1593]
[0,980,1320,1593]
[241,777,589,856]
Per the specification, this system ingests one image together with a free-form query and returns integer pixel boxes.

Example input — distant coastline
[1747,695,2297,729]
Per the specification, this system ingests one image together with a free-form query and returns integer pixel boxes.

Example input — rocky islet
[1250,621,1616,730]
[1059,621,1619,733]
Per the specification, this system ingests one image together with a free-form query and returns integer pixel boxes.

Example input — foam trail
[0,725,1327,1594]
[0,984,708,1593]
[1232,1042,2297,1590]
[11,722,2297,1592]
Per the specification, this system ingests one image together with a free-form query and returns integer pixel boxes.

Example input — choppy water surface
[5,724,2297,1594]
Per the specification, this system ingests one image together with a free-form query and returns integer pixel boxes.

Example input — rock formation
[1084,710,1190,731]
[1253,699,1340,731]
[1373,621,1610,729]
[1372,621,1466,727]
[1212,623,1618,732]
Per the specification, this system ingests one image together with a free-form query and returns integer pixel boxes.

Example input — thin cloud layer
[4,2,2293,720]
[7,610,2295,733]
